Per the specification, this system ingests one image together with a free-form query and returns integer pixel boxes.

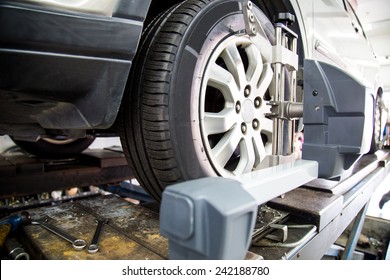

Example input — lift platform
[0,147,133,212]
[3,150,389,260]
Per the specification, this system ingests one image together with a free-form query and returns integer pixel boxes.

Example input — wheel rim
[200,35,274,177]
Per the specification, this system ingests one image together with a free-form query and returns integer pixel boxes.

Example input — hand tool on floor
[87,219,108,254]
[0,211,31,248]
[31,220,86,250]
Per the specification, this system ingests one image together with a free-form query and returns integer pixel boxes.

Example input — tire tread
[120,0,214,201]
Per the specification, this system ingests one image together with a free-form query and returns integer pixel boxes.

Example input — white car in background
[0,0,382,200]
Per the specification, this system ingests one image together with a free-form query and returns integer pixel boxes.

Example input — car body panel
[302,59,375,178]
[288,0,379,177]
[18,0,117,16]
[290,0,379,89]
[0,0,151,140]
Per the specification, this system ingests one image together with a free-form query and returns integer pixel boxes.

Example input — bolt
[241,123,247,134]
[312,90,319,96]
[255,97,261,108]
[253,119,259,129]
[244,86,251,97]
[249,13,256,23]
[252,26,257,34]
[247,1,253,10]
[236,101,241,113]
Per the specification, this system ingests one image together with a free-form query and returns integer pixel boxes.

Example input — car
[0,0,382,201]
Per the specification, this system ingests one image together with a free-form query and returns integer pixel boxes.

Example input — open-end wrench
[31,220,86,251]
[87,219,108,254]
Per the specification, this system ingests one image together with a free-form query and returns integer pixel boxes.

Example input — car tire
[120,0,276,201]
[13,137,95,159]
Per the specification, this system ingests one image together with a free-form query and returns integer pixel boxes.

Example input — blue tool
[0,211,31,247]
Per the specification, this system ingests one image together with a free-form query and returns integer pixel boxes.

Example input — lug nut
[253,119,259,129]
[255,97,261,108]
[244,86,251,97]
[241,123,247,134]
[236,101,241,113]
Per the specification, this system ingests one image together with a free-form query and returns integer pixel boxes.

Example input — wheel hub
[241,99,256,124]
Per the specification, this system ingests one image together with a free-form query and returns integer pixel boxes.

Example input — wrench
[31,220,86,251]
[87,219,108,254]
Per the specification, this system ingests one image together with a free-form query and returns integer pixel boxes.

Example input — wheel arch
[145,0,305,64]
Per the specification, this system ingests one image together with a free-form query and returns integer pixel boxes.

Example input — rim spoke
[207,63,237,103]
[253,132,267,165]
[204,109,237,135]
[246,45,263,84]
[234,137,256,175]
[222,43,247,90]
[257,63,273,96]
[212,127,242,168]
[260,117,273,135]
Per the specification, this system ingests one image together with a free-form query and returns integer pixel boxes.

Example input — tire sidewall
[169,0,273,180]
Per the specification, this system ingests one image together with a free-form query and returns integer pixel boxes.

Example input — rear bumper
[0,2,148,136]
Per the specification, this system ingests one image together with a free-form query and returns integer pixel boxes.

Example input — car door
[311,0,378,87]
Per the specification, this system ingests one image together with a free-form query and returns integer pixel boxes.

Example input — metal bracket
[243,1,258,36]
[267,101,303,120]
[269,14,300,158]
[242,2,301,163]
[252,224,317,249]
[266,224,288,243]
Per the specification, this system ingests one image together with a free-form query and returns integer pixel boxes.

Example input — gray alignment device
[160,177,258,260]
[160,160,318,260]
[302,60,374,178]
